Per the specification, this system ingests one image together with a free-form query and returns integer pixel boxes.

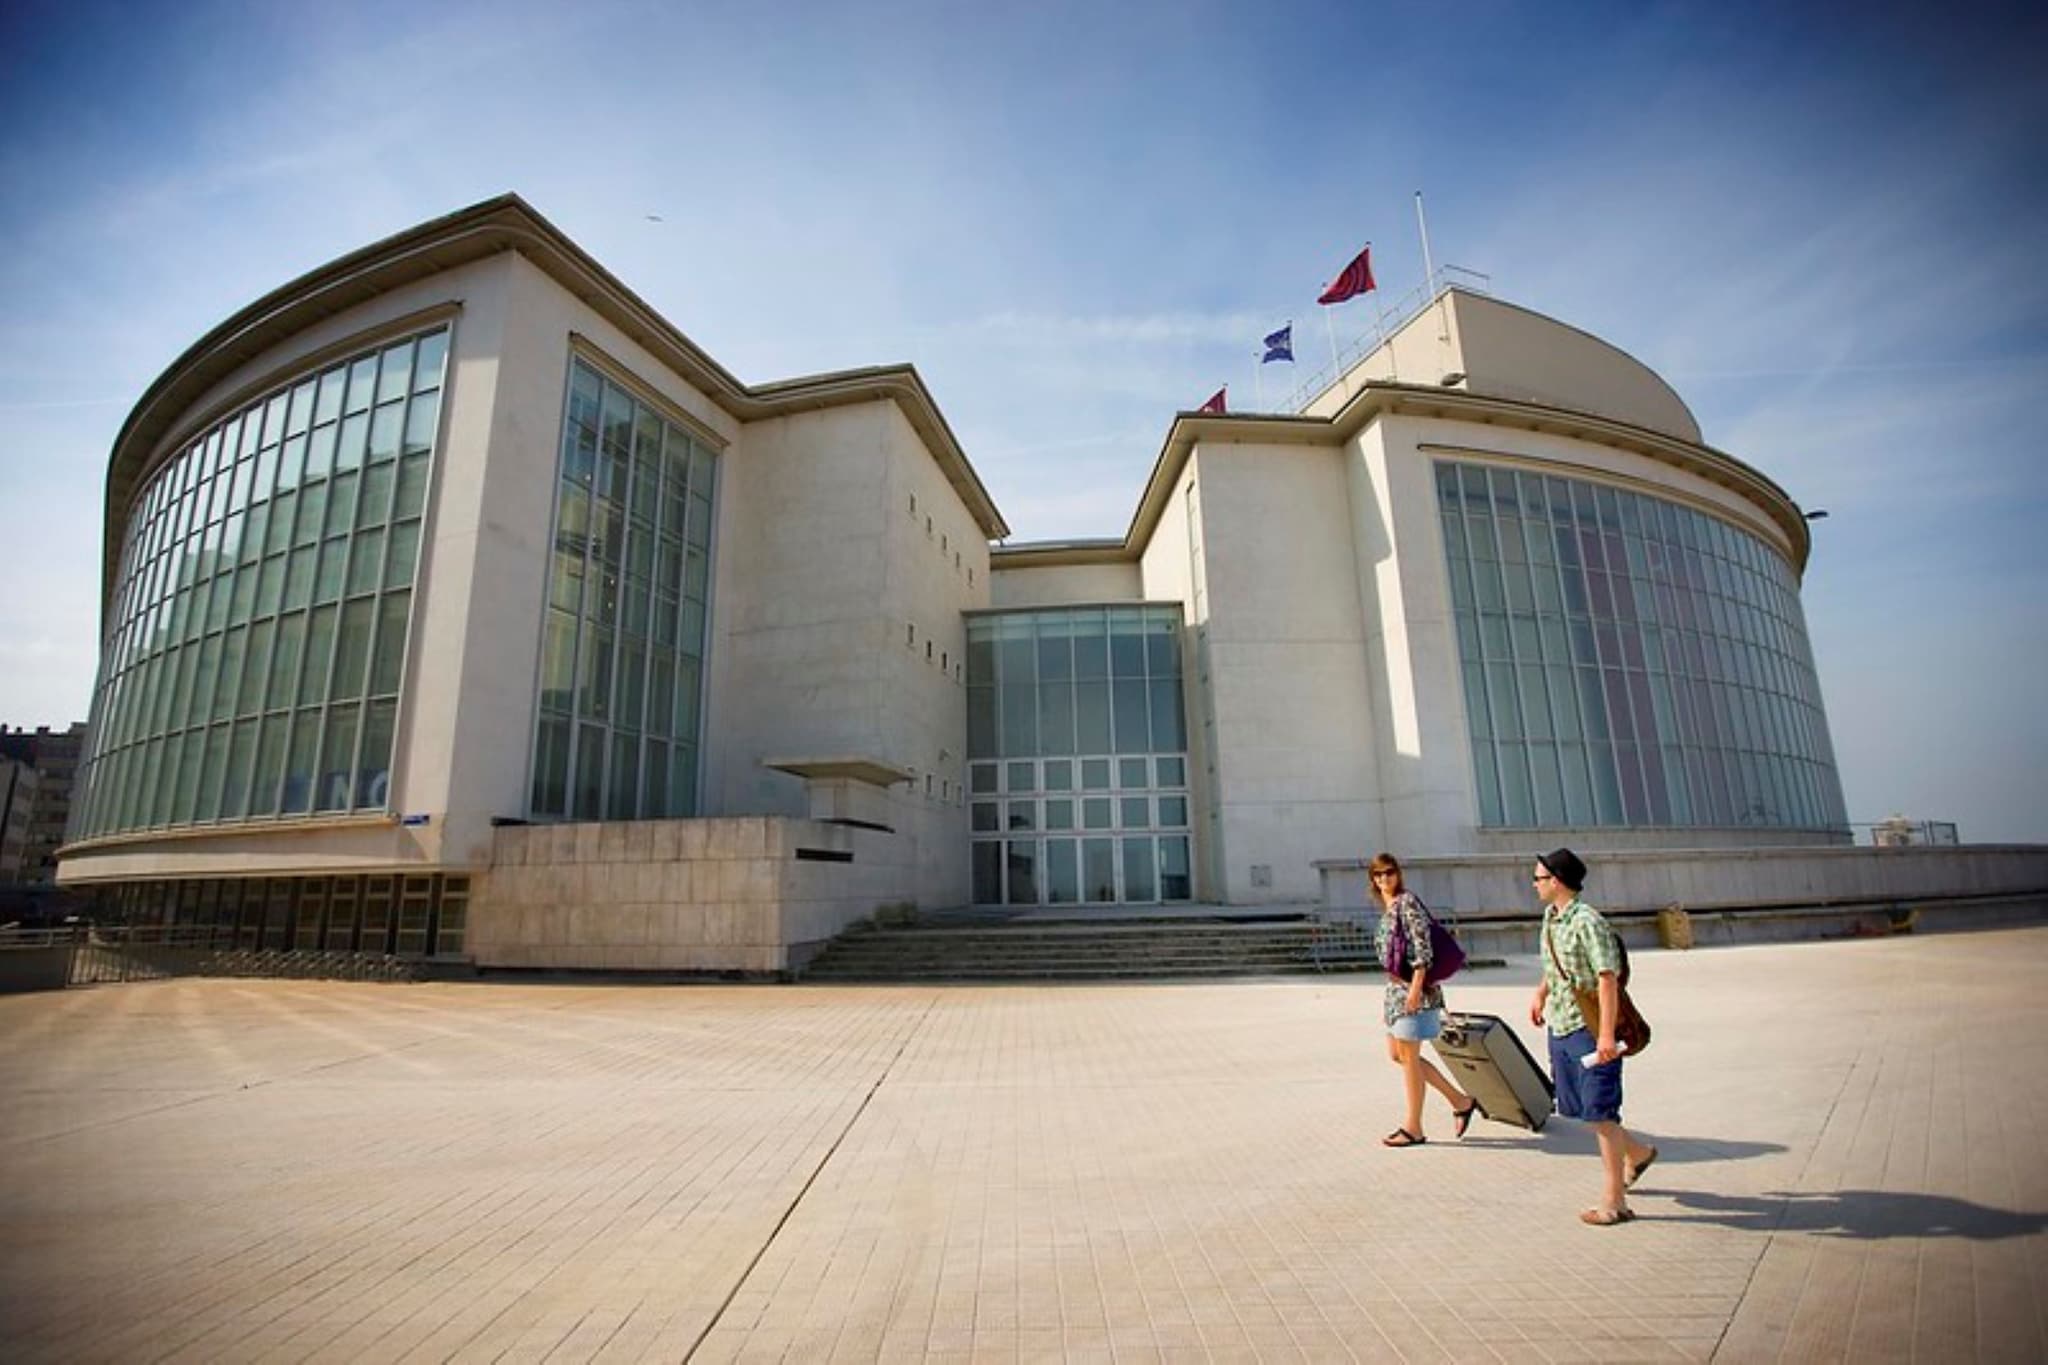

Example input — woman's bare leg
[1397,1040,1427,1135]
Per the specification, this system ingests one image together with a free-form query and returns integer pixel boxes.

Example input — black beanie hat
[1539,847,1588,893]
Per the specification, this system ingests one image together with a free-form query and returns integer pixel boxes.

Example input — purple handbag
[1384,898,1467,985]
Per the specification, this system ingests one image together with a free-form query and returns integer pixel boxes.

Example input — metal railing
[1270,265,1494,416]
[1851,820,1961,847]
[0,924,422,991]
[1307,908,1376,970]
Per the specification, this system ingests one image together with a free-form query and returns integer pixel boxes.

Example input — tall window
[529,358,716,821]
[966,607,1191,904]
[74,327,449,838]
[1437,461,1847,831]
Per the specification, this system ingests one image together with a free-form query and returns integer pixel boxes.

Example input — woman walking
[1371,853,1477,1147]
[1527,847,1657,1224]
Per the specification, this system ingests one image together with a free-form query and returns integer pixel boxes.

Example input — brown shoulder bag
[1545,922,1652,1058]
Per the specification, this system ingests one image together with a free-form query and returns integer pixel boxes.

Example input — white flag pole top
[1415,191,1438,298]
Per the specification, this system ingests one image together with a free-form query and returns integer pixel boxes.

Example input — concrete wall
[707,398,981,910]
[1188,442,1381,902]
[988,561,1143,608]
[1317,844,2048,922]
[1446,292,1701,443]
[472,816,909,973]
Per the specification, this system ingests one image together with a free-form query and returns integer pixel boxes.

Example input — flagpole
[1417,189,1457,377]
[1415,191,1437,299]
[1253,351,1266,412]
[1366,238,1395,381]
[1322,305,1349,399]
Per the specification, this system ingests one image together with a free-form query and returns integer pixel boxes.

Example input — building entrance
[966,605,1192,906]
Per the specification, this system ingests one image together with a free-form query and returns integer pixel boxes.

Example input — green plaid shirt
[1540,897,1621,1036]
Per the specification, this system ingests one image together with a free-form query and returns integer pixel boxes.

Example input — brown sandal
[1625,1146,1659,1188]
[1579,1205,1635,1226]
[1382,1128,1426,1147]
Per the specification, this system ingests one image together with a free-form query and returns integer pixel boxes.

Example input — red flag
[1317,244,1375,305]
[1197,386,1227,414]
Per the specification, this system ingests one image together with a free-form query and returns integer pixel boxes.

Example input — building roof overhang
[100,194,1009,609]
[992,382,1812,574]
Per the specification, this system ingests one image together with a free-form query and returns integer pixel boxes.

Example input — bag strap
[1542,917,1567,981]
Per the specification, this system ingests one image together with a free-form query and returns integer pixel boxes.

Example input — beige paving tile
[1,930,2045,1362]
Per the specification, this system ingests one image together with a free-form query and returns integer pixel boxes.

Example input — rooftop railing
[1267,265,1492,416]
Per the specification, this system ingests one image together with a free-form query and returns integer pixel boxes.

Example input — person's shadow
[1655,1188,2047,1241]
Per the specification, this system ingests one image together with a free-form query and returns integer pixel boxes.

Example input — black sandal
[1452,1101,1479,1140]
[1382,1127,1426,1147]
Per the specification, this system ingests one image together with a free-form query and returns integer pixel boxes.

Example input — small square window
[1120,797,1150,828]
[971,801,999,832]
[970,763,999,794]
[1118,758,1149,789]
[1081,758,1112,791]
[1158,796,1188,826]
[1044,798,1075,831]
[1006,760,1034,793]
[1042,759,1073,792]
[1006,800,1036,831]
[1156,757,1186,787]
[1081,796,1114,830]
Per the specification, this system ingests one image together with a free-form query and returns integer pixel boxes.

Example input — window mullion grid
[1480,473,1525,824]
[333,377,414,814]
[624,424,656,817]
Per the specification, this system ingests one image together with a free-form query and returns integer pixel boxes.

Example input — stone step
[800,913,1410,981]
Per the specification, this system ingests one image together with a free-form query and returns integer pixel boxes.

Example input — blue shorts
[1389,1008,1443,1042]
[1549,1028,1624,1123]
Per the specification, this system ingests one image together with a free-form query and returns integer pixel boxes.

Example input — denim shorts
[1549,1027,1624,1122]
[1389,1007,1444,1042]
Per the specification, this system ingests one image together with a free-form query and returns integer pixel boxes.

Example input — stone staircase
[795,907,1387,981]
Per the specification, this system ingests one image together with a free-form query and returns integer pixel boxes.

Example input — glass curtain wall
[529,358,716,821]
[73,327,450,838]
[966,607,1192,904]
[1437,461,1847,831]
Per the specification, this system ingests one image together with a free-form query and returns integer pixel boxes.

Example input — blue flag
[1262,323,1293,364]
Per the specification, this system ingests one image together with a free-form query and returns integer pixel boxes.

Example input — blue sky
[2,0,2044,841]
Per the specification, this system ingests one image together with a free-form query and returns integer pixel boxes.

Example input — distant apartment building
[0,723,88,885]
[1,754,36,882]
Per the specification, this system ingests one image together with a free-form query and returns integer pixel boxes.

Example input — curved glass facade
[1438,461,1846,831]
[527,358,717,821]
[74,327,449,838]
[966,607,1191,904]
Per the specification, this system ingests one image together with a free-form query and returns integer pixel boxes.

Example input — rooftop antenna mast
[1416,190,1460,380]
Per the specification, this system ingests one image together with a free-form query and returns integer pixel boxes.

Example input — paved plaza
[2,927,2045,1363]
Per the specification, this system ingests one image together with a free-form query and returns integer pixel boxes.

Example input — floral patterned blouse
[1375,891,1446,1027]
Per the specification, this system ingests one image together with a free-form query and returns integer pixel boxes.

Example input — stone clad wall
[1317,844,2048,929]
[472,816,911,974]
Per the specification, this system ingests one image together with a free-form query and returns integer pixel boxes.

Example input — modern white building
[57,195,2044,970]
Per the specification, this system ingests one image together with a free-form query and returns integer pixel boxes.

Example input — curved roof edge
[101,194,1008,604]
[1004,385,1810,574]
[1445,289,1703,444]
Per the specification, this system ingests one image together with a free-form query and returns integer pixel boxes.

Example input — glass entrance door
[969,755,1192,906]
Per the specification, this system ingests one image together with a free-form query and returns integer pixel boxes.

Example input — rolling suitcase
[1432,1012,1554,1131]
